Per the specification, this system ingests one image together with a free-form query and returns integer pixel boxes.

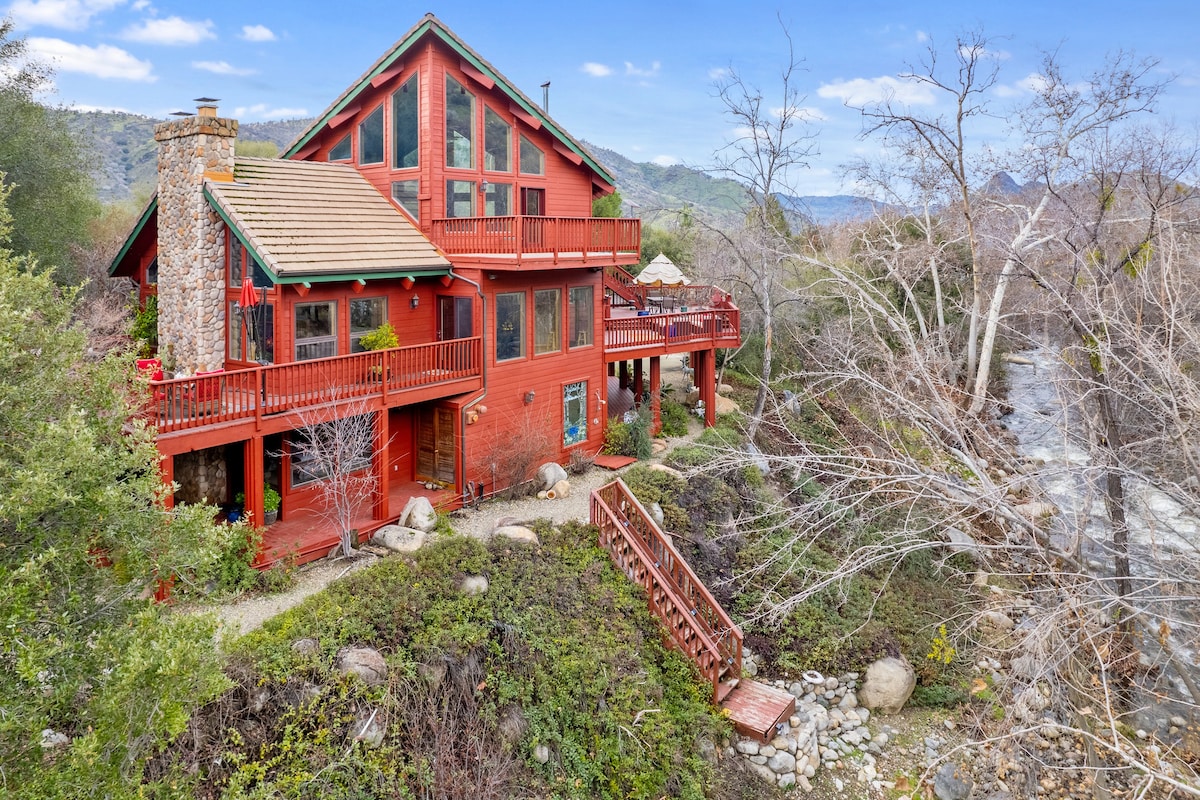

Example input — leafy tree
[0,179,234,797]
[591,189,623,217]
[0,17,99,284]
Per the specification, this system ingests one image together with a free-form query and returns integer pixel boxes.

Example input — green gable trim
[283,17,615,186]
[203,186,282,284]
[108,194,157,277]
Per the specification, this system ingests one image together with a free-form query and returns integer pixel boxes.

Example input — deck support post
[632,359,644,405]
[244,436,265,526]
[373,410,390,521]
[160,454,175,510]
[649,357,661,434]
[694,349,716,427]
[618,360,629,390]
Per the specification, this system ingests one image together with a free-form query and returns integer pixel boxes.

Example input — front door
[416,406,456,485]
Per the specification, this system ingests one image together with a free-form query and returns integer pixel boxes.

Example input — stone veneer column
[154,111,237,374]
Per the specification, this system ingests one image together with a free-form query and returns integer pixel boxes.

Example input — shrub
[659,397,690,437]
[603,408,652,459]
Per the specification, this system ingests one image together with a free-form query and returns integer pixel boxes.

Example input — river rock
[373,525,428,552]
[352,708,386,747]
[859,656,916,715]
[459,574,489,595]
[646,463,683,478]
[336,646,388,687]
[493,525,539,544]
[397,496,438,532]
[291,637,320,656]
[933,761,974,800]
[537,462,568,490]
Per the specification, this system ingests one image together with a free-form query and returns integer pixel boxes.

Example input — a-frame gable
[283,13,615,188]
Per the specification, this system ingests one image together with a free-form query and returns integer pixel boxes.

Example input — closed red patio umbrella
[239,278,261,359]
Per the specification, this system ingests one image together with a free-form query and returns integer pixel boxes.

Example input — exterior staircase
[590,478,795,742]
[603,265,645,309]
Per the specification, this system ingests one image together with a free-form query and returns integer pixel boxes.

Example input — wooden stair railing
[590,478,742,702]
[604,265,644,309]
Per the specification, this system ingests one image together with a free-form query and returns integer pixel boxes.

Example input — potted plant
[263,485,281,525]
[359,322,398,380]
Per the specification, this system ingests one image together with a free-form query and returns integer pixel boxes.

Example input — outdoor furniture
[182,369,224,416]
[136,358,168,411]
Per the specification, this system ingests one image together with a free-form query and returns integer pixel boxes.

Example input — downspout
[454,269,487,504]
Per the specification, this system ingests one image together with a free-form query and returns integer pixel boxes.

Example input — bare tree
[292,398,385,558]
[707,23,817,438]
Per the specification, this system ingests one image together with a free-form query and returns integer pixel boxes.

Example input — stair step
[719,679,796,744]
[715,678,739,704]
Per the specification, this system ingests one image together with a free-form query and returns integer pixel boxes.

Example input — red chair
[136,358,167,404]
[182,369,224,416]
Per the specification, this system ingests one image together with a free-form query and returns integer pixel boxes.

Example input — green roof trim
[108,194,157,277]
[283,15,615,186]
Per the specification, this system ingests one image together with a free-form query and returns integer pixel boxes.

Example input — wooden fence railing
[430,215,641,263]
[590,478,742,702]
[144,337,482,433]
[603,309,741,352]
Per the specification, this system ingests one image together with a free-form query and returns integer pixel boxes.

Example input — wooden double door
[415,406,455,485]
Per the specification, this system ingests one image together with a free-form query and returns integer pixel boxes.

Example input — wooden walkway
[589,478,794,741]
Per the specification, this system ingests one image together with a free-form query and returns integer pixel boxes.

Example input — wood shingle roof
[205,157,451,282]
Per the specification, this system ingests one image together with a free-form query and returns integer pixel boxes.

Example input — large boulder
[493,525,540,545]
[336,646,388,687]
[398,496,438,532]
[858,656,916,715]
[537,462,568,491]
[372,525,428,553]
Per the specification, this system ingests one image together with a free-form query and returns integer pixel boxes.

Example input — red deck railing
[590,478,742,702]
[604,309,741,352]
[144,337,482,433]
[430,215,641,264]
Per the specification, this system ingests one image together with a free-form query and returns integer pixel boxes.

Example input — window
[146,256,158,285]
[519,134,544,175]
[330,132,351,161]
[563,380,587,447]
[495,292,525,361]
[438,295,473,340]
[391,74,419,168]
[230,299,273,363]
[229,301,242,361]
[350,297,387,352]
[484,107,510,171]
[534,289,561,355]
[359,105,384,165]
[391,180,419,218]
[229,243,271,287]
[446,180,476,217]
[484,182,511,216]
[445,75,475,169]
[569,286,593,347]
[295,301,337,360]
[290,414,375,487]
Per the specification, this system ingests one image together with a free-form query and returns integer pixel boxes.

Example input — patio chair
[136,357,168,410]
[182,369,224,416]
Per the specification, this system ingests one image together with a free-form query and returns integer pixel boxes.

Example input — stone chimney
[154,100,238,373]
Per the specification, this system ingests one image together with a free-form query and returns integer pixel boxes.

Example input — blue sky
[6,0,1200,195]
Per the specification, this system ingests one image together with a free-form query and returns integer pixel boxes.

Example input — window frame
[329,132,352,161]
[350,296,388,353]
[391,179,419,219]
[391,73,419,169]
[494,291,526,362]
[534,288,561,355]
[484,106,511,172]
[358,104,385,165]
[294,300,337,361]
[445,74,475,170]
[568,285,594,348]
[446,179,476,218]
[519,134,544,175]
[563,379,588,447]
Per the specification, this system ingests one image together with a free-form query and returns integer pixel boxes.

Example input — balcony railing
[604,308,741,353]
[143,337,482,434]
[429,215,640,264]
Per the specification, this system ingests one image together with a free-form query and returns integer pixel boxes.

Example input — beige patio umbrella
[634,253,692,286]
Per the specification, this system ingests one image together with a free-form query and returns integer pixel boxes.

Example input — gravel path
[206,354,704,641]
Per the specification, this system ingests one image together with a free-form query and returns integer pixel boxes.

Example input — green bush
[659,397,690,437]
[602,408,652,459]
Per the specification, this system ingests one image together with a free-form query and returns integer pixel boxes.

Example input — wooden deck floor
[255,482,456,567]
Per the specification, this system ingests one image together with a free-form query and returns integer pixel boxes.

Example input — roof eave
[108,193,157,277]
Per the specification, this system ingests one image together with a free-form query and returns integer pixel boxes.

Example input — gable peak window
[392,73,419,169]
[359,104,384,165]
[445,75,475,170]
[519,134,544,175]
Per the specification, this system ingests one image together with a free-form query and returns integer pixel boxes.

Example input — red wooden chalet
[111,14,741,566]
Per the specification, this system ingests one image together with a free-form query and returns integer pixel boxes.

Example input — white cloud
[994,72,1049,98]
[916,30,929,43]
[708,67,728,81]
[959,44,1011,61]
[69,101,133,112]
[122,16,215,45]
[240,24,276,42]
[192,60,255,76]
[233,102,308,120]
[817,75,936,107]
[26,36,154,80]
[651,155,679,167]
[624,60,660,79]
[8,0,124,31]
[770,104,827,122]
[581,62,612,77]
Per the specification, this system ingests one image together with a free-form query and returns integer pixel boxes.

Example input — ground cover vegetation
[144,527,733,800]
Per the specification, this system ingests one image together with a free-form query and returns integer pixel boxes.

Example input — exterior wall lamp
[410,294,419,309]
[523,390,535,404]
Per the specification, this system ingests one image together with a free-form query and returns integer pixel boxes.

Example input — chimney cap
[169,111,191,117]
[194,96,220,104]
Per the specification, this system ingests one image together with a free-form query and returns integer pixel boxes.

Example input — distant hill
[62,109,877,225]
